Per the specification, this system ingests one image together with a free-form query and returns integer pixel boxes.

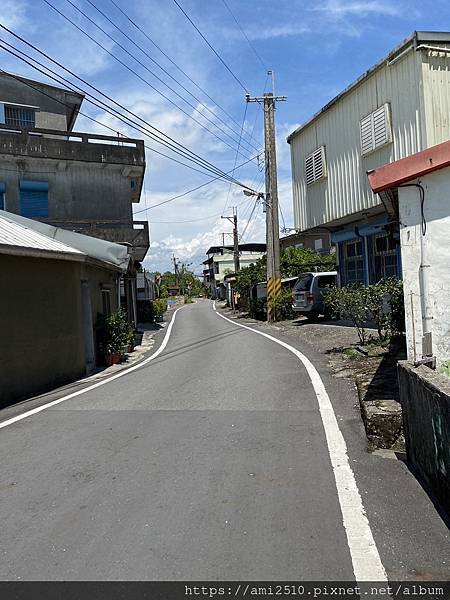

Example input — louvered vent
[360,104,391,156]
[305,146,326,185]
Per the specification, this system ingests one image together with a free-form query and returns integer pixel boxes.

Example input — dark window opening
[343,239,365,285]
[5,105,36,129]
[102,289,111,317]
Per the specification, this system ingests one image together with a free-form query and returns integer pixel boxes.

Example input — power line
[0,65,249,184]
[240,198,259,241]
[105,0,260,148]
[134,153,257,213]
[84,0,260,155]
[222,101,248,214]
[44,0,255,161]
[220,0,267,70]
[172,0,249,93]
[0,28,254,187]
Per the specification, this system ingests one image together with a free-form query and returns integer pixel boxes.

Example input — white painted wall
[212,252,265,284]
[399,169,450,368]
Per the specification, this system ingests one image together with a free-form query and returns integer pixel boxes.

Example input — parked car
[292,271,338,319]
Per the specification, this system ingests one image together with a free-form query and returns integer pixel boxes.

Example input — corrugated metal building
[287,31,450,286]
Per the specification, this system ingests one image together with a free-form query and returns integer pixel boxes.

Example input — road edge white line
[213,301,387,583]
[0,306,183,431]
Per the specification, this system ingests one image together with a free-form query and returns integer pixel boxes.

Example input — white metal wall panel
[421,46,450,147]
[290,48,426,231]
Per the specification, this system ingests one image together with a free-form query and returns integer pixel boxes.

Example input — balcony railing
[0,125,145,166]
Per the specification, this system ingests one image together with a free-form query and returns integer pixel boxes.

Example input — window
[19,180,49,218]
[360,104,391,156]
[317,275,336,289]
[214,263,220,275]
[343,239,365,285]
[294,274,313,292]
[0,183,4,210]
[371,232,399,282]
[102,289,111,317]
[5,105,36,129]
[305,146,326,185]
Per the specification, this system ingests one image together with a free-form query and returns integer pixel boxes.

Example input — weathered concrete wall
[399,170,450,368]
[0,157,138,222]
[398,361,450,512]
[0,255,85,406]
[0,72,81,131]
[0,256,120,407]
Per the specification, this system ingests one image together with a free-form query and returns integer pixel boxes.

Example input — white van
[291,271,338,319]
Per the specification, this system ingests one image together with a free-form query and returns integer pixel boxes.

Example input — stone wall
[398,361,450,513]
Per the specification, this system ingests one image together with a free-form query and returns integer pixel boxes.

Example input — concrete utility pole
[172,254,179,289]
[246,72,286,321]
[221,206,240,273]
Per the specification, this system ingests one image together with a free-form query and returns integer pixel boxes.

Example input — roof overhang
[287,31,450,143]
[367,139,450,193]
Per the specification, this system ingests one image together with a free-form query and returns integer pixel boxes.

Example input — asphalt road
[0,300,448,581]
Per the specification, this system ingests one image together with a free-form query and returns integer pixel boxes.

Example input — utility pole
[221,206,240,273]
[246,71,286,321]
[172,254,179,290]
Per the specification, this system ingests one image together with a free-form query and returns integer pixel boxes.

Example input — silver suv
[292,271,337,319]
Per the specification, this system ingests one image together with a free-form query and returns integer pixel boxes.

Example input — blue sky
[2,0,450,272]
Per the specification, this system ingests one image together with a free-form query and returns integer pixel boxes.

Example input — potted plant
[96,310,133,365]
[152,298,168,322]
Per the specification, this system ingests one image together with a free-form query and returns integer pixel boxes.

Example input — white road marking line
[213,301,387,583]
[0,306,183,431]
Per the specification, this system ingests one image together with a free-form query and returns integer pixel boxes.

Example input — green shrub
[152,298,168,317]
[96,310,133,354]
[268,288,295,321]
[249,298,266,320]
[325,278,405,344]
[439,361,450,378]
[325,284,370,344]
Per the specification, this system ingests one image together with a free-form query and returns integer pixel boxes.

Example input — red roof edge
[367,139,450,193]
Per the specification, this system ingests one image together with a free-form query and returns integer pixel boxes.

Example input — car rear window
[294,274,313,291]
[317,275,336,289]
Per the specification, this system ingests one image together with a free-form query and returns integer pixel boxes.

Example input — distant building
[0,210,129,406]
[287,31,450,286]
[203,243,266,299]
[279,230,331,254]
[0,71,149,324]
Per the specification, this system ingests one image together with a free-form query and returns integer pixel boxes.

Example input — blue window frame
[0,183,5,210]
[19,180,49,218]
[5,105,36,129]
[342,238,365,285]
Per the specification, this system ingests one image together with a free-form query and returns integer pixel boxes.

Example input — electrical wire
[220,0,267,71]
[44,0,255,161]
[222,101,248,214]
[172,0,249,93]
[240,198,259,241]
[0,30,255,187]
[134,153,257,212]
[106,0,260,148]
[84,0,260,155]
[0,66,231,180]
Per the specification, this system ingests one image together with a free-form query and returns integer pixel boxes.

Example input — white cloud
[1,0,27,29]
[317,0,401,17]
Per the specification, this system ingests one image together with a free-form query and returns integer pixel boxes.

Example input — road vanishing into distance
[0,300,448,581]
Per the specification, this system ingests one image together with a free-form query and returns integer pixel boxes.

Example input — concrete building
[0,71,149,323]
[279,230,331,254]
[368,139,450,369]
[203,243,266,299]
[287,31,450,286]
[0,210,130,406]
